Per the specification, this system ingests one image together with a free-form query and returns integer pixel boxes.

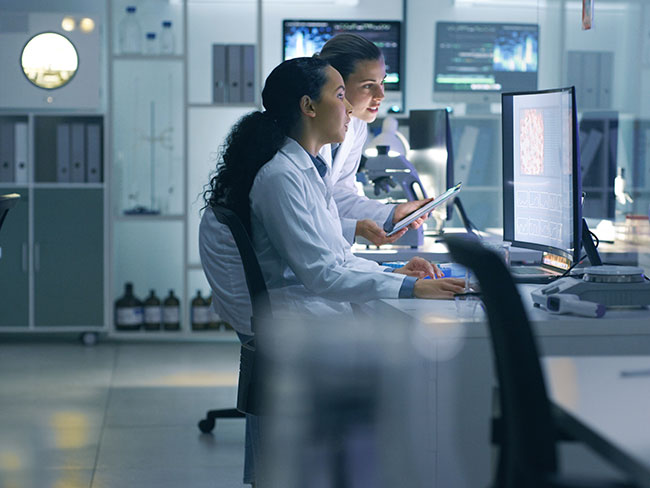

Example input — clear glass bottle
[115,282,143,331]
[160,20,175,55]
[118,6,142,54]
[206,295,221,330]
[191,290,210,331]
[143,289,162,331]
[144,32,158,55]
[162,290,180,331]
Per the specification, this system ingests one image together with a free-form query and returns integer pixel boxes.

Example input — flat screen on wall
[434,21,539,95]
[283,20,402,91]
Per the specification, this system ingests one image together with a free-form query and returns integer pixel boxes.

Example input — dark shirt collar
[307,152,328,179]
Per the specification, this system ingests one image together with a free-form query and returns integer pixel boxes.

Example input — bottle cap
[126,6,136,12]
[162,20,172,27]
[146,32,157,39]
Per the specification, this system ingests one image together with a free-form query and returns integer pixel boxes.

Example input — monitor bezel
[433,21,540,96]
[502,86,582,264]
[282,19,402,92]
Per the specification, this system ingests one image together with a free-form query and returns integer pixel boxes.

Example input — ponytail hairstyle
[203,57,330,230]
[316,33,382,82]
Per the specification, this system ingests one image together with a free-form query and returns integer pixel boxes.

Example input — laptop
[509,251,570,284]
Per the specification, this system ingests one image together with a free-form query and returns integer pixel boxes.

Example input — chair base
[197,408,245,433]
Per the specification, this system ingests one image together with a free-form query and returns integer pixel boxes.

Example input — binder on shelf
[242,45,255,104]
[86,123,102,183]
[56,123,70,182]
[212,44,227,104]
[14,122,28,183]
[0,122,15,182]
[226,44,242,103]
[70,123,85,183]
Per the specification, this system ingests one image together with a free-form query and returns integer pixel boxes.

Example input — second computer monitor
[502,86,582,265]
[409,108,454,221]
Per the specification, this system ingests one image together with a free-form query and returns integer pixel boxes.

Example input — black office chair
[0,193,20,233]
[443,234,635,488]
[197,203,268,433]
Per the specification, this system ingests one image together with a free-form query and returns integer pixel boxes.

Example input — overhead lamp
[79,18,95,33]
[61,16,75,32]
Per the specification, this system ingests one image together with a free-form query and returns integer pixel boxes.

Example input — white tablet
[386,182,462,236]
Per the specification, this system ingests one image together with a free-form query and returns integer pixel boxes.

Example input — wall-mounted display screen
[283,20,401,91]
[434,22,538,94]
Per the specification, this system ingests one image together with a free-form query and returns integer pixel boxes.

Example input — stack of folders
[212,44,256,104]
[56,122,103,183]
[0,120,28,184]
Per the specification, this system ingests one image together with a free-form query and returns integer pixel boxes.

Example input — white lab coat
[199,209,252,335]
[250,138,405,318]
[319,116,394,242]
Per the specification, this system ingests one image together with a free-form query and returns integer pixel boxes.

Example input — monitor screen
[434,22,538,95]
[502,87,582,263]
[579,111,618,220]
[283,20,401,91]
[408,109,454,221]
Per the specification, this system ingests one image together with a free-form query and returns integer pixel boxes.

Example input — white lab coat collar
[279,137,332,203]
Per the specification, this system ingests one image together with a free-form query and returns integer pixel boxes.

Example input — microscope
[362,144,427,247]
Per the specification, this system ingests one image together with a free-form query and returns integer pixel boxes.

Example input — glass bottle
[160,20,175,55]
[143,289,162,331]
[144,32,157,55]
[118,6,142,54]
[206,295,221,330]
[115,282,143,331]
[191,290,210,331]
[162,290,180,331]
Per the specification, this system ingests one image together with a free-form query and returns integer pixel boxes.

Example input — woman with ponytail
[200,57,464,331]
[199,56,464,487]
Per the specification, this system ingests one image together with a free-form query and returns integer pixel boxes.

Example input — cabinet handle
[34,243,40,272]
[22,243,27,272]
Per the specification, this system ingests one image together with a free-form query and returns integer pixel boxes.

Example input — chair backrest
[210,204,271,332]
[443,234,558,488]
[0,193,20,234]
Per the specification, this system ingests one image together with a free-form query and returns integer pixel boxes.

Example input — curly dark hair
[316,33,382,82]
[203,57,330,230]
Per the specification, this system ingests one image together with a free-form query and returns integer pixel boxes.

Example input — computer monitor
[579,111,618,220]
[502,86,582,266]
[282,20,402,92]
[408,109,455,221]
[434,22,539,105]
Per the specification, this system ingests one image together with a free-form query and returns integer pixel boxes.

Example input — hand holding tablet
[386,182,462,237]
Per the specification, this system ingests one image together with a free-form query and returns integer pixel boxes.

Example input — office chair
[197,203,267,433]
[443,234,635,488]
[0,193,20,233]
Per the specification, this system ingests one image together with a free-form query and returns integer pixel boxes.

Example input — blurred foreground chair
[197,203,267,433]
[443,234,635,488]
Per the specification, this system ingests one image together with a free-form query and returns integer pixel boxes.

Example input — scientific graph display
[283,20,401,91]
[434,22,538,94]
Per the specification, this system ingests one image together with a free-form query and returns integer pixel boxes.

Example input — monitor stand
[582,218,603,266]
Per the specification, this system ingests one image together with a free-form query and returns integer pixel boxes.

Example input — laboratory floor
[0,339,247,488]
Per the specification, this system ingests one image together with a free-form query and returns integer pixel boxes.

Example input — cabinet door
[34,189,104,326]
[0,187,29,327]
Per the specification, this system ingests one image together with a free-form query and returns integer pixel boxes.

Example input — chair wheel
[198,418,215,433]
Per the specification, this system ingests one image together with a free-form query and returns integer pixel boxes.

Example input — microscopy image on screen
[519,109,545,175]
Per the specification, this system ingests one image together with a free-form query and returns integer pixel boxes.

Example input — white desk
[363,287,650,488]
[353,233,647,267]
[544,356,650,488]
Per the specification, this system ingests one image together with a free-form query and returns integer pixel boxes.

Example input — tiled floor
[0,340,247,488]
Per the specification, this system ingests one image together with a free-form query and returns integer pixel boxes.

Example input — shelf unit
[108,0,259,338]
[0,111,107,337]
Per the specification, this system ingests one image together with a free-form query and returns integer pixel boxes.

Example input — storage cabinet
[0,114,106,334]
[33,189,104,327]
[0,186,29,327]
